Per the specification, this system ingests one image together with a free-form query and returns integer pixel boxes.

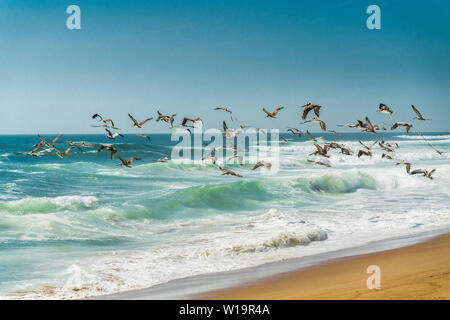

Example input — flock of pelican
[17,103,445,179]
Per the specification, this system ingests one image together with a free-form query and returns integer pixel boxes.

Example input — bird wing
[223,121,228,132]
[314,143,323,153]
[262,108,271,116]
[139,118,153,126]
[302,105,312,119]
[128,158,141,165]
[319,120,326,131]
[307,130,316,141]
[313,105,321,117]
[92,113,103,120]
[391,123,399,130]
[411,105,422,118]
[128,113,139,126]
[273,107,284,116]
[252,162,263,170]
[50,135,63,146]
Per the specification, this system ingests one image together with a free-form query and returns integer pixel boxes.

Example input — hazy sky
[0,0,449,134]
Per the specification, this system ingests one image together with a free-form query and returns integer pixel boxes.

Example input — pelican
[128,113,153,128]
[181,117,202,127]
[325,142,344,149]
[154,156,169,163]
[411,105,430,121]
[301,103,321,119]
[380,140,399,149]
[38,134,63,148]
[98,145,118,160]
[252,161,271,171]
[310,143,330,158]
[105,128,124,139]
[218,166,243,177]
[117,156,141,168]
[67,141,84,152]
[373,124,387,131]
[135,134,151,142]
[307,130,322,142]
[156,111,176,127]
[378,103,393,119]
[410,168,436,179]
[307,159,331,167]
[303,117,327,131]
[91,123,121,130]
[214,107,236,121]
[287,128,302,136]
[263,107,284,119]
[340,146,353,155]
[279,134,290,142]
[391,122,413,133]
[382,153,394,160]
[56,146,75,159]
[362,117,377,134]
[358,150,372,158]
[378,141,395,153]
[92,114,115,127]
[359,140,378,150]
[337,120,365,129]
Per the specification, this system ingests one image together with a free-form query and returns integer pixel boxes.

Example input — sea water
[0,132,449,298]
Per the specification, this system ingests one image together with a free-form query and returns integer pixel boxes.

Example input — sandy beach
[201,234,450,300]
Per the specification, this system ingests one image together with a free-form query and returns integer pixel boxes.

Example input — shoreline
[201,233,450,300]
[95,227,450,300]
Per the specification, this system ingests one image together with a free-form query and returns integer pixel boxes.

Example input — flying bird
[263,107,284,119]
[218,166,243,177]
[56,146,75,159]
[378,103,393,119]
[358,150,373,158]
[307,130,322,142]
[411,105,430,121]
[301,103,322,119]
[105,128,124,139]
[154,156,169,163]
[128,114,153,128]
[214,107,236,121]
[391,122,413,133]
[252,161,272,171]
[287,128,302,136]
[156,111,176,127]
[117,156,141,168]
[362,117,377,134]
[310,143,330,158]
[307,159,331,167]
[359,140,378,150]
[92,114,115,127]
[303,117,327,131]
[98,145,118,160]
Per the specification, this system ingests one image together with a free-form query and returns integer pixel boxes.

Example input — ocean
[0,132,449,299]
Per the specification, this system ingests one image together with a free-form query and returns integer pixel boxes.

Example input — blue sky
[0,0,449,134]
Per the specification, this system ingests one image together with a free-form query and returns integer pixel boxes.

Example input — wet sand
[202,234,450,300]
